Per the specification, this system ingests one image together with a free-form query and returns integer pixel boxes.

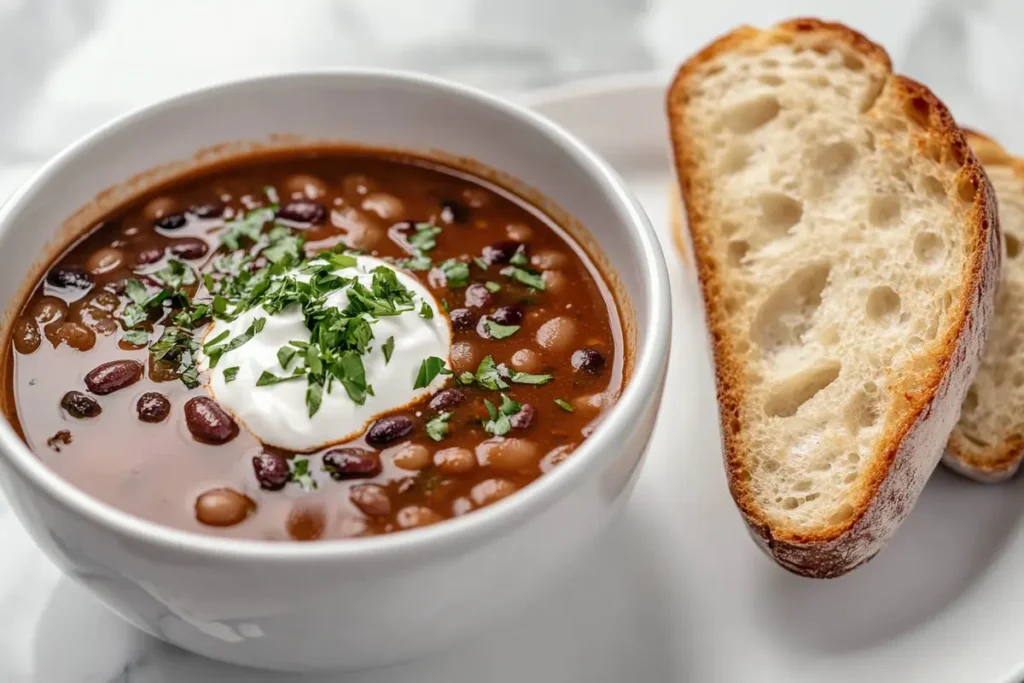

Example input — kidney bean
[85,248,124,275]
[154,213,188,230]
[510,348,543,374]
[287,505,326,541]
[253,451,290,491]
[52,322,95,351]
[323,447,381,480]
[362,193,404,221]
[136,392,171,423]
[87,290,120,313]
[189,202,224,218]
[366,415,414,447]
[61,391,102,418]
[506,223,533,242]
[440,199,468,224]
[184,396,239,444]
[491,305,523,326]
[531,249,569,270]
[84,359,143,395]
[350,484,391,517]
[136,248,164,265]
[449,308,478,331]
[477,438,540,471]
[482,241,523,265]
[509,404,535,430]
[278,200,325,225]
[429,388,464,412]
[434,447,476,474]
[195,488,254,527]
[143,196,177,221]
[284,174,326,199]
[168,237,209,260]
[396,505,443,529]
[536,316,577,353]
[449,341,480,375]
[470,478,518,506]
[464,283,493,309]
[571,348,606,374]
[392,443,431,471]
[12,317,40,354]
[30,296,68,324]
[46,267,93,291]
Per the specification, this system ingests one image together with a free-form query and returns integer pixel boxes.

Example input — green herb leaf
[256,370,304,386]
[483,394,522,436]
[426,412,452,442]
[439,259,470,288]
[509,247,529,266]
[484,281,501,293]
[121,329,149,346]
[203,330,229,350]
[473,355,509,390]
[394,254,433,271]
[277,346,297,369]
[555,398,574,412]
[152,259,197,290]
[484,320,519,339]
[419,301,434,319]
[473,256,489,271]
[511,371,554,385]
[121,303,148,328]
[149,326,200,389]
[333,351,369,405]
[223,366,240,383]
[220,206,276,250]
[288,457,318,491]
[441,299,450,312]
[414,356,448,389]
[262,226,304,264]
[382,336,395,364]
[306,379,324,417]
[408,223,442,252]
[124,279,149,306]
[500,265,545,290]
[483,399,498,420]
[205,317,265,368]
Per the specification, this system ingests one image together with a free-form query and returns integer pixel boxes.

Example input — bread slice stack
[668,18,1000,577]
[945,132,1024,482]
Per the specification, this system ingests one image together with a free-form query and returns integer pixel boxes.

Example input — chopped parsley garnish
[121,303,148,328]
[484,281,501,293]
[277,345,297,369]
[152,259,197,290]
[121,329,149,346]
[256,370,304,386]
[419,301,434,319]
[223,366,240,383]
[426,412,452,442]
[473,256,489,271]
[261,225,304,264]
[124,278,149,305]
[394,254,433,271]
[483,394,522,436]
[150,326,200,389]
[509,246,529,266]
[408,223,442,252]
[382,336,395,364]
[288,457,318,491]
[438,259,470,288]
[511,371,554,385]
[220,205,276,250]
[555,398,574,412]
[457,355,509,390]
[483,320,519,339]
[204,317,266,368]
[501,265,545,290]
[414,356,449,389]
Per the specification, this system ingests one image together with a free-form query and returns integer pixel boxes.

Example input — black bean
[184,396,239,444]
[482,241,524,265]
[46,268,93,291]
[61,391,101,418]
[278,200,325,225]
[464,283,493,309]
[366,415,414,447]
[429,388,465,412]
[85,360,144,395]
[322,447,382,480]
[491,305,523,326]
[440,200,468,224]
[571,348,606,374]
[136,392,171,423]
[189,203,224,219]
[154,213,188,230]
[449,308,478,331]
[168,237,209,260]
[510,404,535,430]
[253,451,290,491]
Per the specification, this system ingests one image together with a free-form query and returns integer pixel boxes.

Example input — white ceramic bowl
[0,71,670,672]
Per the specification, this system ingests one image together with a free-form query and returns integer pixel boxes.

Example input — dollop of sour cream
[197,255,451,452]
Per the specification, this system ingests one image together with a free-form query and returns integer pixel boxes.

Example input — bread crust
[944,130,1024,482]
[668,18,1001,577]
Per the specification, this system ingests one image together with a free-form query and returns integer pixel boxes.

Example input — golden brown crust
[945,131,1024,479]
[667,18,999,576]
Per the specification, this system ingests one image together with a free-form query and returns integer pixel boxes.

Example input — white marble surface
[3,1,1024,681]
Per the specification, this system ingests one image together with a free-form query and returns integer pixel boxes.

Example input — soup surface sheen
[3,151,624,541]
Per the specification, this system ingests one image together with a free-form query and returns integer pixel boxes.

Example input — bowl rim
[0,68,671,563]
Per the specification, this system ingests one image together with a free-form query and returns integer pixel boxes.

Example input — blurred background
[0,0,1022,198]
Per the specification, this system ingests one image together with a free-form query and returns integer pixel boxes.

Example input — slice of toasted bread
[945,132,1024,482]
[667,18,1000,577]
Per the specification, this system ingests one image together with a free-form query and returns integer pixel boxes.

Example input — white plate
[525,73,1024,683]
